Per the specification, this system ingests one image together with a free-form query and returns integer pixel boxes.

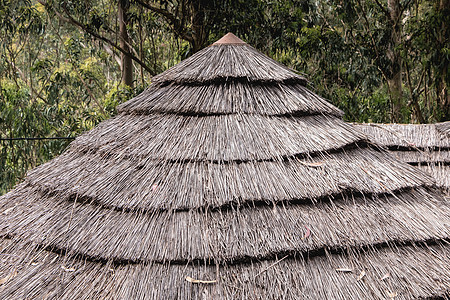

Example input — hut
[355,122,450,192]
[1,33,449,299]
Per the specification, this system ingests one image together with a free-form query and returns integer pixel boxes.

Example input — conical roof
[1,33,449,299]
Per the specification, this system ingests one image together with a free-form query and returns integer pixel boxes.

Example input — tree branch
[399,0,414,19]
[373,0,391,19]
[3,56,46,103]
[134,0,193,43]
[356,0,381,61]
[38,0,155,75]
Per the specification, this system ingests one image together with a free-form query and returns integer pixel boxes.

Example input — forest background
[0,0,449,194]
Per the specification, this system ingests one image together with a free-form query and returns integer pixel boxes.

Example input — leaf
[299,161,324,167]
[2,207,15,215]
[61,266,75,272]
[185,276,216,284]
[357,270,366,281]
[380,273,390,280]
[335,268,353,272]
[301,226,311,240]
[387,291,398,298]
[0,276,10,285]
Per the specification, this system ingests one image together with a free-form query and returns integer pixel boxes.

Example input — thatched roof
[354,122,450,150]
[1,33,450,299]
[355,122,450,190]
[436,121,450,138]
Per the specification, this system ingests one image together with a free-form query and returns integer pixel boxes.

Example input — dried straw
[417,163,450,190]
[1,186,448,264]
[436,121,450,139]
[150,44,307,85]
[66,113,361,162]
[354,122,450,149]
[355,122,450,191]
[22,147,432,211]
[1,238,449,299]
[118,82,342,116]
[1,33,449,299]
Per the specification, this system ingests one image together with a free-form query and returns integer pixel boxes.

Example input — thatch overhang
[355,122,450,191]
[1,33,450,299]
[354,122,450,150]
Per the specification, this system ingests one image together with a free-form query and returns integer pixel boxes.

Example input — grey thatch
[1,33,450,299]
[355,122,450,191]
[436,121,450,138]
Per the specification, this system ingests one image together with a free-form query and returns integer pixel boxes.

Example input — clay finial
[213,33,246,45]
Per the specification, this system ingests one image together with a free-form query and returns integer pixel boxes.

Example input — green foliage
[0,81,67,192]
[103,84,143,115]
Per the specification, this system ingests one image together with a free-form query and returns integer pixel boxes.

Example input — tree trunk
[119,0,133,87]
[387,0,403,122]
[437,0,449,120]
[388,72,403,122]
[438,65,449,121]
[190,0,208,53]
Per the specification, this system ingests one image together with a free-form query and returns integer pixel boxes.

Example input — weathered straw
[118,82,342,116]
[151,43,307,85]
[23,147,432,211]
[66,113,360,162]
[1,33,449,299]
[355,122,450,191]
[1,238,449,299]
[416,163,450,190]
[436,121,450,138]
[354,122,450,149]
[387,149,449,164]
[1,186,448,264]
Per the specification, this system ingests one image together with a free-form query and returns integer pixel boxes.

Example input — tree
[294,0,449,123]
[119,0,133,87]
[386,0,404,122]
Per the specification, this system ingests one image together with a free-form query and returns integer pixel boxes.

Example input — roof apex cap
[213,32,246,45]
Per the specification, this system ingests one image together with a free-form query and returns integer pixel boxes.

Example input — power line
[0,137,76,141]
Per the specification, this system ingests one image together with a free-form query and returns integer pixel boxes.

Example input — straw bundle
[1,238,449,299]
[417,163,450,189]
[119,82,342,116]
[67,113,363,161]
[355,122,450,191]
[436,121,450,138]
[354,122,450,149]
[1,33,449,299]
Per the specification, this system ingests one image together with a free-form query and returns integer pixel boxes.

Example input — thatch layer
[151,44,306,85]
[355,122,450,191]
[118,82,342,116]
[1,186,448,264]
[67,113,362,162]
[436,121,450,138]
[1,238,449,299]
[354,123,450,149]
[417,164,450,190]
[23,148,432,211]
[388,149,450,164]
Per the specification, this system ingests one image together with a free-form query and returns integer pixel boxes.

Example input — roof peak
[213,32,246,45]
